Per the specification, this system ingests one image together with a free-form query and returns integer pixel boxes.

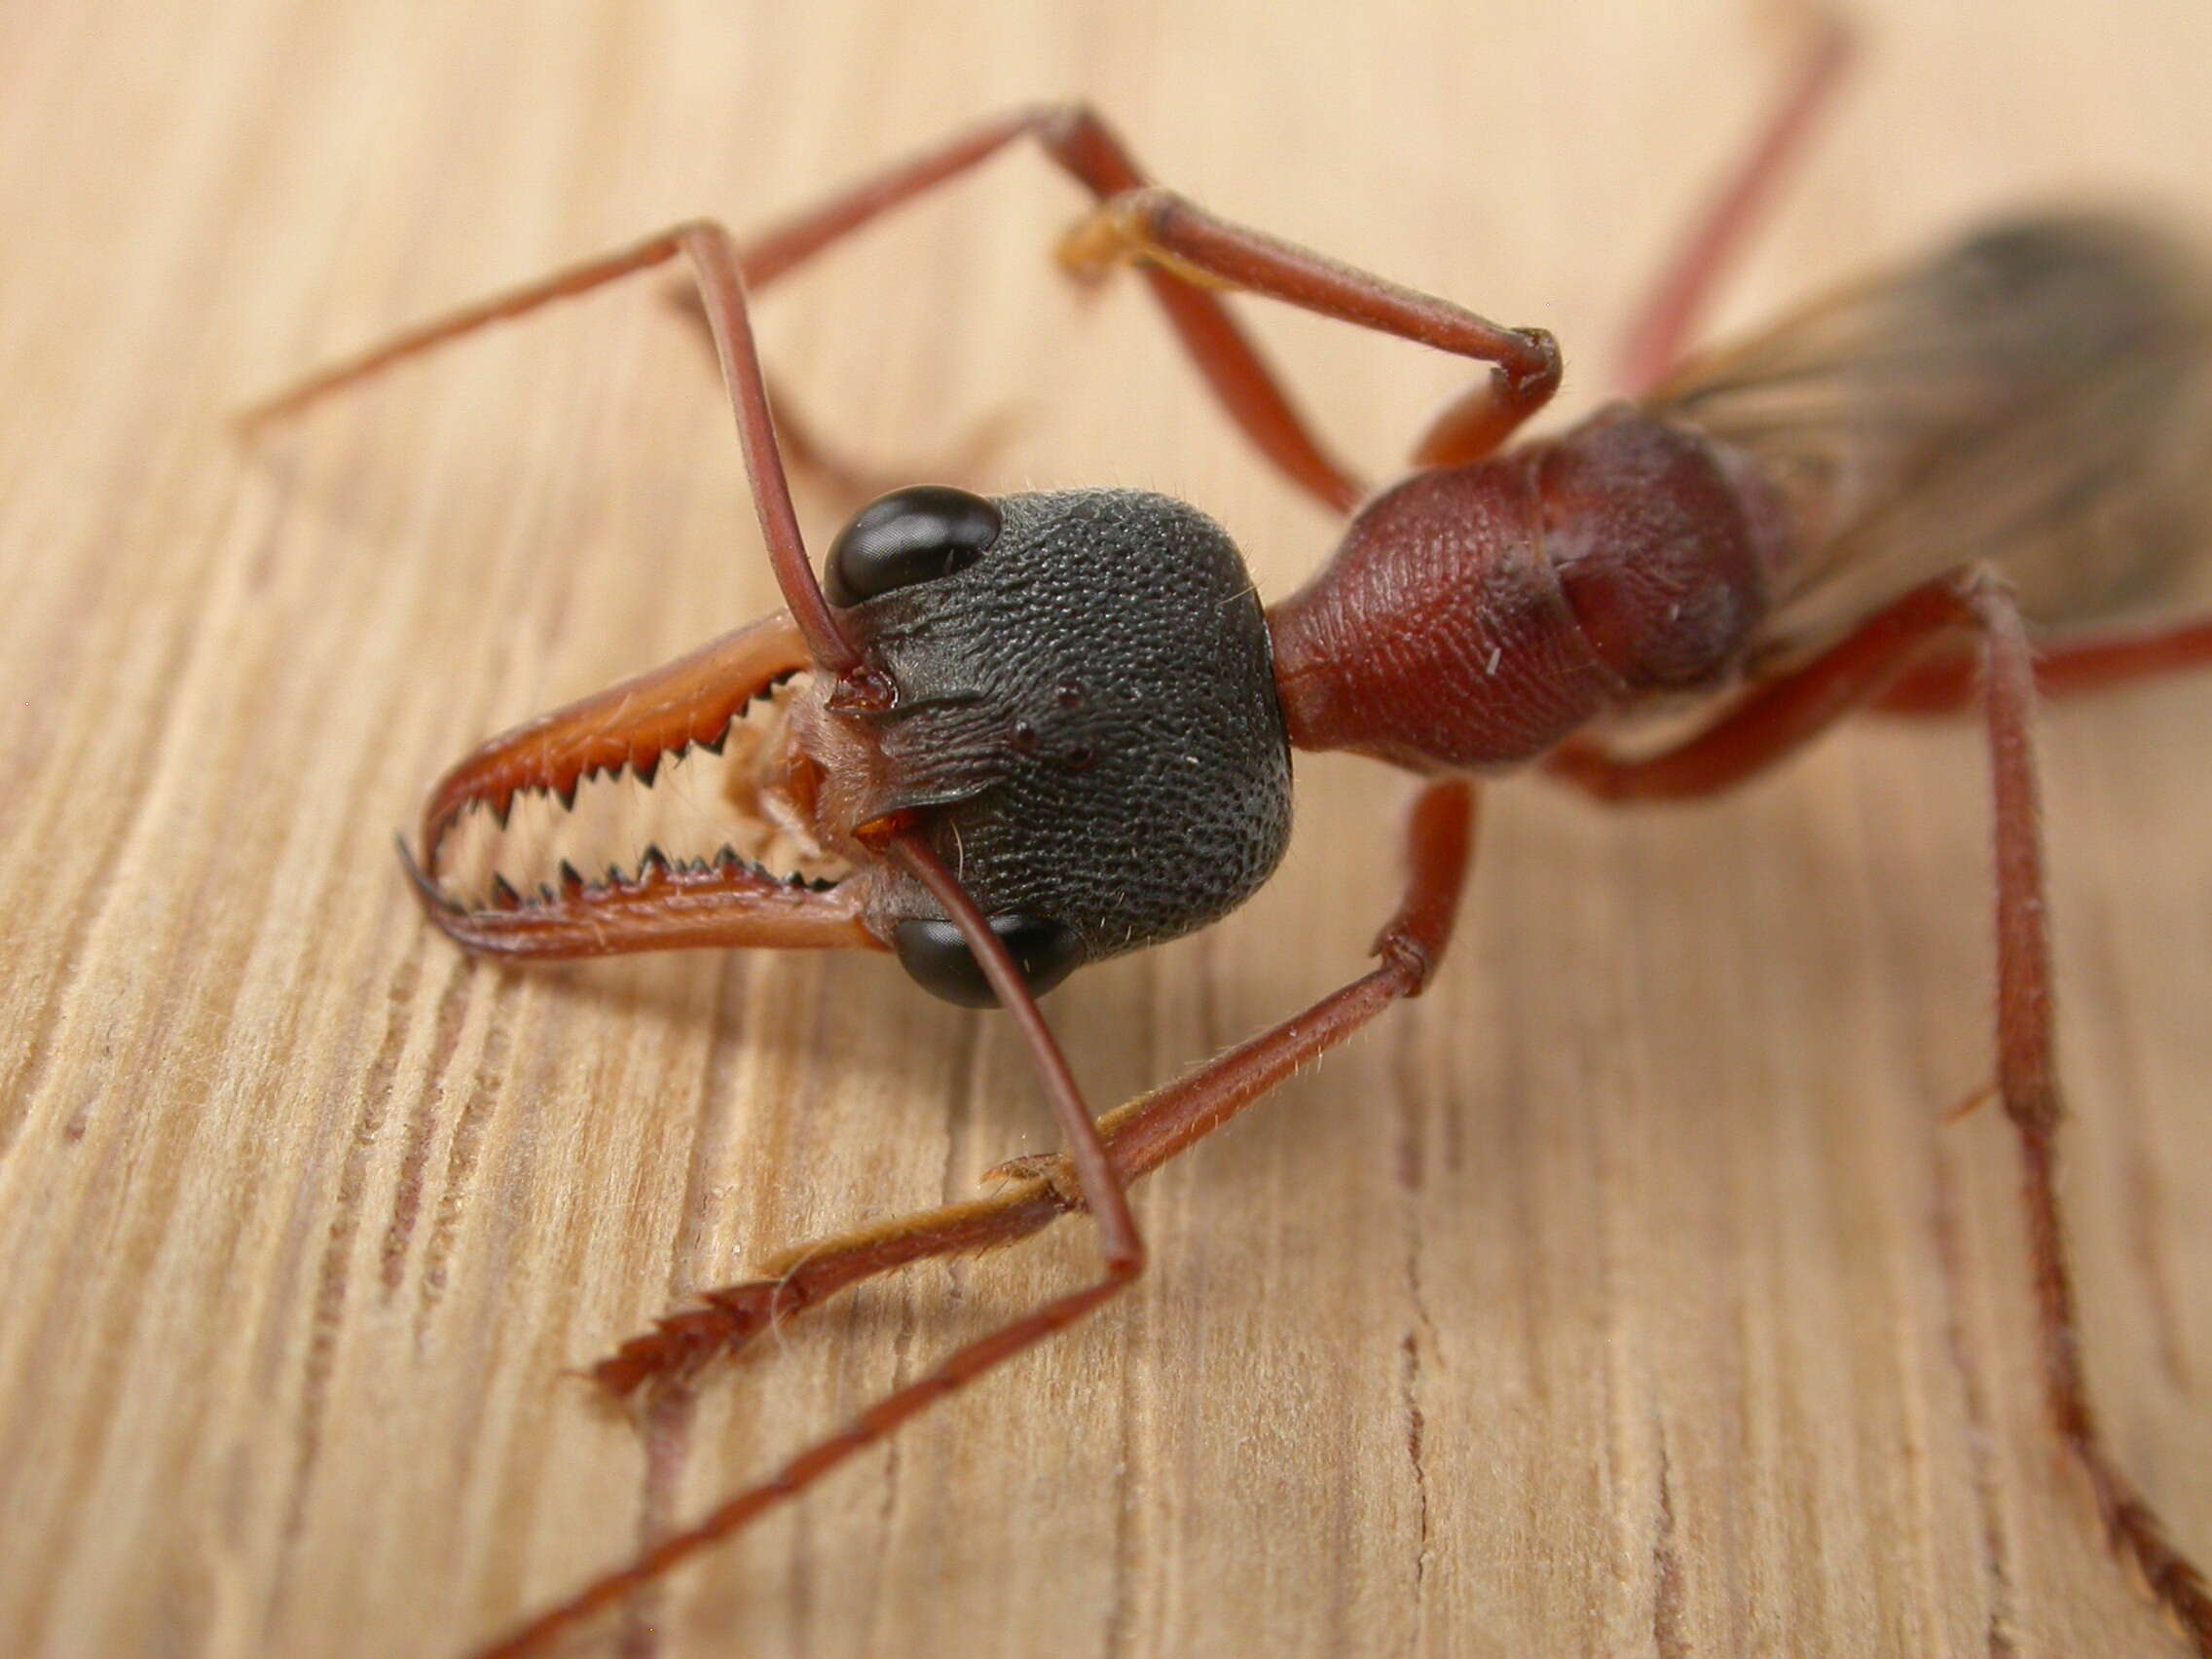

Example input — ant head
[408,487,1291,1010]
[801,486,1294,1005]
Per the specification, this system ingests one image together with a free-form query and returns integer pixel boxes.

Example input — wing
[1649,213,2212,670]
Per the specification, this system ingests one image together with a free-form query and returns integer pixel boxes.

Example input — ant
[241,15,2212,1657]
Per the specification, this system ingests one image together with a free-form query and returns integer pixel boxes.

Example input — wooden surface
[4,3,2210,1655]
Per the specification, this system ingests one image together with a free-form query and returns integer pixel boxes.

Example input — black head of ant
[812,484,1292,1005]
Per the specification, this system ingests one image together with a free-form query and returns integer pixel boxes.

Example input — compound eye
[892,912,1083,1008]
[826,486,1003,606]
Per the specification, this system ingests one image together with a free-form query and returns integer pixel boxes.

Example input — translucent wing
[1650,213,2212,671]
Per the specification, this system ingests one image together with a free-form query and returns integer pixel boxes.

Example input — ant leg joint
[1376,932,1436,996]
[1057,189,1214,288]
[1952,563,2019,614]
[2005,1079,2063,1139]
[1033,100,1102,147]
[981,1153,1084,1206]
[1505,327,1563,396]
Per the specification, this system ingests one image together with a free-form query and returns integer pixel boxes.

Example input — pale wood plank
[2,2,2208,1656]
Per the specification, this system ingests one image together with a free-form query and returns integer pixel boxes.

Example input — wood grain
[3,2,2208,1655]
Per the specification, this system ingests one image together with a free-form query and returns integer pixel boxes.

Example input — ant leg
[1615,9,1855,396]
[1041,11,1839,474]
[253,220,887,960]
[740,103,1380,511]
[1874,610,2212,714]
[240,219,854,676]
[242,104,1369,512]
[1550,585,2212,801]
[1964,573,2212,1649]
[1544,576,1976,802]
[1062,189,1561,472]
[591,780,1476,1400]
[1557,571,2212,1643]
[469,783,1473,1656]
[472,822,1151,1659]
